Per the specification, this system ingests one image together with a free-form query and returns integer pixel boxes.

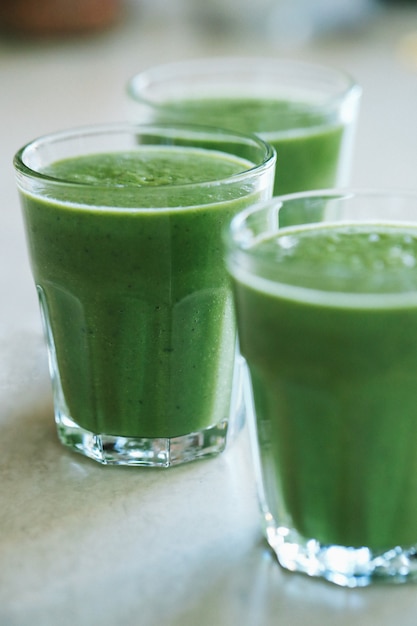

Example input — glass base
[265,519,417,587]
[56,413,229,467]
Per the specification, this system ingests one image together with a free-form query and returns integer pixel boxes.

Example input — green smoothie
[150,97,345,194]
[230,221,417,551]
[20,146,260,440]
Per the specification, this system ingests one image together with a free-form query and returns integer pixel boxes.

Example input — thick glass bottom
[264,517,417,587]
[56,412,229,467]
[54,353,247,466]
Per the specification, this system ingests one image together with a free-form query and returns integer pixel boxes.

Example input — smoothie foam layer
[236,223,417,306]
[43,146,252,190]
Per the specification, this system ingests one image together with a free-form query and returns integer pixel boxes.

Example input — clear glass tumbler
[127,57,361,195]
[14,122,275,467]
[225,190,417,586]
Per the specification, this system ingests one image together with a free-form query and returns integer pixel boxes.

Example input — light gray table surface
[2,3,417,624]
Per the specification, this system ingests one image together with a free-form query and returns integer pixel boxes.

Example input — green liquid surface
[152,97,346,194]
[22,146,260,438]
[232,222,417,550]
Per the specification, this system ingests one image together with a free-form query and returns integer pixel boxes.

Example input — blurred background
[0,0,413,42]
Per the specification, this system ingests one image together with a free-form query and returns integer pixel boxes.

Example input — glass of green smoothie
[127,57,361,195]
[14,122,275,467]
[225,189,417,586]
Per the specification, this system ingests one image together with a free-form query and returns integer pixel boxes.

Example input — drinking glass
[225,190,417,586]
[127,57,361,195]
[14,122,275,466]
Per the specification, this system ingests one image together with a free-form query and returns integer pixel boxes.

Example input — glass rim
[229,188,417,237]
[127,56,361,113]
[13,121,276,192]
[225,188,417,307]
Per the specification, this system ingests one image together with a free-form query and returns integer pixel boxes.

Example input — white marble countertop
[2,3,417,624]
